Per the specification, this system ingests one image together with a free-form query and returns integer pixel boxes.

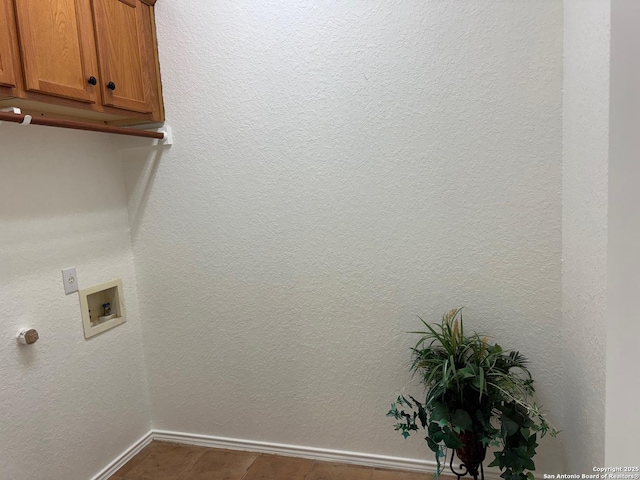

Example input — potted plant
[387,308,558,480]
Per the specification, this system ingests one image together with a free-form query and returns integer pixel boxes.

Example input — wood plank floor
[110,441,446,480]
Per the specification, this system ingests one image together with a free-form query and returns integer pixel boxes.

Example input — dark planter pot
[455,432,487,476]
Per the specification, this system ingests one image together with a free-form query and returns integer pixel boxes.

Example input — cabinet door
[0,0,18,88]
[92,0,152,114]
[13,0,98,102]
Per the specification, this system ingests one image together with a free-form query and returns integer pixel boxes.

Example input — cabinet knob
[106,81,116,91]
[88,76,97,86]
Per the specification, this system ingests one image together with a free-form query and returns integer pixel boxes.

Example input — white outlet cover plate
[62,267,78,295]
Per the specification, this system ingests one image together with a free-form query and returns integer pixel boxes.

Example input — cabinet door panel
[0,0,18,87]
[14,0,98,102]
[92,0,151,113]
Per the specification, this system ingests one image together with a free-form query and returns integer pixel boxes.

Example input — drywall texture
[606,0,640,464]
[562,0,610,472]
[0,125,151,480]
[125,0,564,471]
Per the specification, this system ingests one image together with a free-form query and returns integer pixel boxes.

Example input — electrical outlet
[62,267,79,295]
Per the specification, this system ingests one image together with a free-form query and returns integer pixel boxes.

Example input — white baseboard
[91,429,506,480]
[152,429,504,479]
[91,431,153,480]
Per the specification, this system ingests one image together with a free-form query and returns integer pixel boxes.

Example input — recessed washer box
[79,279,126,339]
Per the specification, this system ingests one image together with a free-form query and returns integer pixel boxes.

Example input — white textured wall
[0,125,151,480]
[562,0,610,472]
[124,0,564,471]
[606,0,640,464]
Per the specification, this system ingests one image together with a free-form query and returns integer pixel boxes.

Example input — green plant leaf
[487,452,501,468]
[442,428,464,449]
[458,366,475,379]
[409,396,428,428]
[452,409,473,431]
[426,436,439,453]
[523,459,535,470]
[431,429,445,443]
[502,416,519,437]
[431,402,450,427]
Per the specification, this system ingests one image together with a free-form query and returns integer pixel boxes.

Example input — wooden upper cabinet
[92,0,152,114]
[0,0,163,125]
[0,0,19,88]
[13,0,99,103]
